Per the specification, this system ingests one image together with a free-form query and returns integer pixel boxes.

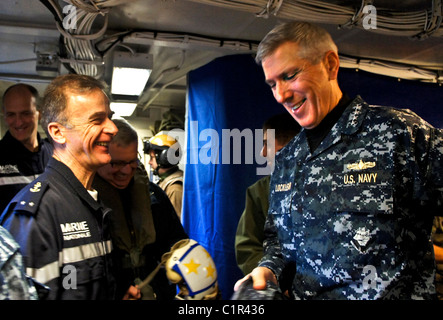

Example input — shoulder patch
[14,180,49,215]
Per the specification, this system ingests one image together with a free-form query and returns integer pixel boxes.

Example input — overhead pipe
[141,50,186,111]
[141,74,186,111]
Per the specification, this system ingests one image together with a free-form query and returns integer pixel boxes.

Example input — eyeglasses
[109,159,138,170]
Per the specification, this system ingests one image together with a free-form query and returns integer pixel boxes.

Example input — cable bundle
[39,0,441,84]
[189,0,443,38]
[42,0,131,78]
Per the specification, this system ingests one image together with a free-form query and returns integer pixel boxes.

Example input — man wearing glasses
[93,118,188,300]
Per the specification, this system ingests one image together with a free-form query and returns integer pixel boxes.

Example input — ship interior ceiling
[0,0,442,139]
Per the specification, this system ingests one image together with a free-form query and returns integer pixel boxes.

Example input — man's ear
[324,50,340,81]
[47,122,66,145]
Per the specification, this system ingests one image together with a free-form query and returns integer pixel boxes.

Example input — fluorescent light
[111,51,153,96]
[110,102,137,117]
[111,67,151,96]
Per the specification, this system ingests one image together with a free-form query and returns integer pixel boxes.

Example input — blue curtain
[182,54,282,299]
[338,68,443,128]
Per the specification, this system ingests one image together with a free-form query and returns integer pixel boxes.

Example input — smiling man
[93,118,188,300]
[0,74,124,299]
[235,21,443,300]
[0,84,53,213]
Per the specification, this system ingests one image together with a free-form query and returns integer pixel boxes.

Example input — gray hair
[256,21,338,65]
[40,74,109,137]
[112,118,138,147]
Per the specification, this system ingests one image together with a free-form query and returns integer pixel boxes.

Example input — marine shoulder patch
[14,180,49,215]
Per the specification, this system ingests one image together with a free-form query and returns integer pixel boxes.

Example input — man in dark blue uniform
[235,21,443,299]
[0,75,140,299]
[0,84,52,213]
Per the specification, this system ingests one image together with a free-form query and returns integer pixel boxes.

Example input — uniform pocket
[328,156,395,258]
[330,158,394,215]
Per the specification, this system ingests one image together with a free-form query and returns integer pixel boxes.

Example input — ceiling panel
[0,0,441,124]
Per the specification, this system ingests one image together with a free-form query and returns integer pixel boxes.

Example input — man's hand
[234,266,277,291]
[122,285,141,300]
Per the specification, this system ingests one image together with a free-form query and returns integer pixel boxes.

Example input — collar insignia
[30,182,42,193]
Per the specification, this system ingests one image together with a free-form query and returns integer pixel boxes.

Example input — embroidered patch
[346,159,376,171]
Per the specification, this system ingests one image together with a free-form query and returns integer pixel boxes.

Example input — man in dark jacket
[0,84,53,213]
[0,74,131,299]
[94,118,188,300]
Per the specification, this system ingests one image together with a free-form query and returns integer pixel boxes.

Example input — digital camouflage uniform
[260,96,443,299]
[0,226,37,300]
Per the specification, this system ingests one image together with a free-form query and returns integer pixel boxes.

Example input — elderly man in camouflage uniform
[235,21,443,299]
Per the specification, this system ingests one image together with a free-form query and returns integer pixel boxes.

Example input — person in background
[94,118,188,300]
[0,84,53,213]
[0,74,139,300]
[235,113,300,276]
[144,133,183,218]
[235,21,443,299]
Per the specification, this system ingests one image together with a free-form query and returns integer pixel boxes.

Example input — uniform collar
[306,94,351,152]
[338,95,369,136]
[158,165,179,181]
[46,157,104,211]
[301,96,369,159]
